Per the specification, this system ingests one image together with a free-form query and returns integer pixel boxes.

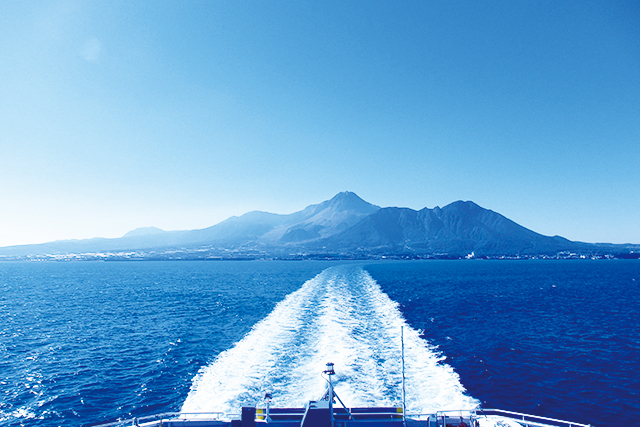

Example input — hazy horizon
[1,1,639,247]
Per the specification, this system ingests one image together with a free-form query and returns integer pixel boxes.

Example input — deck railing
[90,408,592,427]
[476,409,592,427]
[89,411,229,427]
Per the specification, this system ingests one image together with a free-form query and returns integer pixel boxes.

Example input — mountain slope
[174,191,380,245]
[275,191,380,243]
[318,201,578,256]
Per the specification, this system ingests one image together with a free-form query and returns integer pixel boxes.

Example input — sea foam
[181,265,478,415]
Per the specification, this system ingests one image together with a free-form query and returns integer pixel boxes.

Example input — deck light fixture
[324,362,335,376]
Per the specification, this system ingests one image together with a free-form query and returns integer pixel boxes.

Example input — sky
[1,0,639,247]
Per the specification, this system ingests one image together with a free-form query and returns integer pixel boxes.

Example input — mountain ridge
[318,201,576,256]
[0,192,637,259]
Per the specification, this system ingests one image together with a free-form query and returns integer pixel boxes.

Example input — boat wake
[181,265,478,415]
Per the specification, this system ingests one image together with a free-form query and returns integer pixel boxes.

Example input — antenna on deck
[401,326,407,427]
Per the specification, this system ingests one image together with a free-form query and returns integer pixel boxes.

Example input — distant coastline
[1,192,638,261]
[1,251,638,262]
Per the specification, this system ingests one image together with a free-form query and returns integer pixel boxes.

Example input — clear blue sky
[1,0,638,247]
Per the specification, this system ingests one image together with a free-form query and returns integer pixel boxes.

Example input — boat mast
[401,326,407,427]
[324,362,335,427]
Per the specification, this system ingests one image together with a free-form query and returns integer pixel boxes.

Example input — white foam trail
[181,265,478,415]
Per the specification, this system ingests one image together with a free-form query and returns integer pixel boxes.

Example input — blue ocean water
[365,261,640,427]
[1,260,638,427]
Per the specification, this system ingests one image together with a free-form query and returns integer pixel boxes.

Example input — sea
[1,260,638,427]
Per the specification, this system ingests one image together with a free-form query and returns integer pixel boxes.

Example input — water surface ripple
[1,260,638,427]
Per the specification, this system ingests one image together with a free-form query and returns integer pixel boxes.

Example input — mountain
[0,192,636,259]
[0,192,380,257]
[173,191,380,245]
[318,201,577,256]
